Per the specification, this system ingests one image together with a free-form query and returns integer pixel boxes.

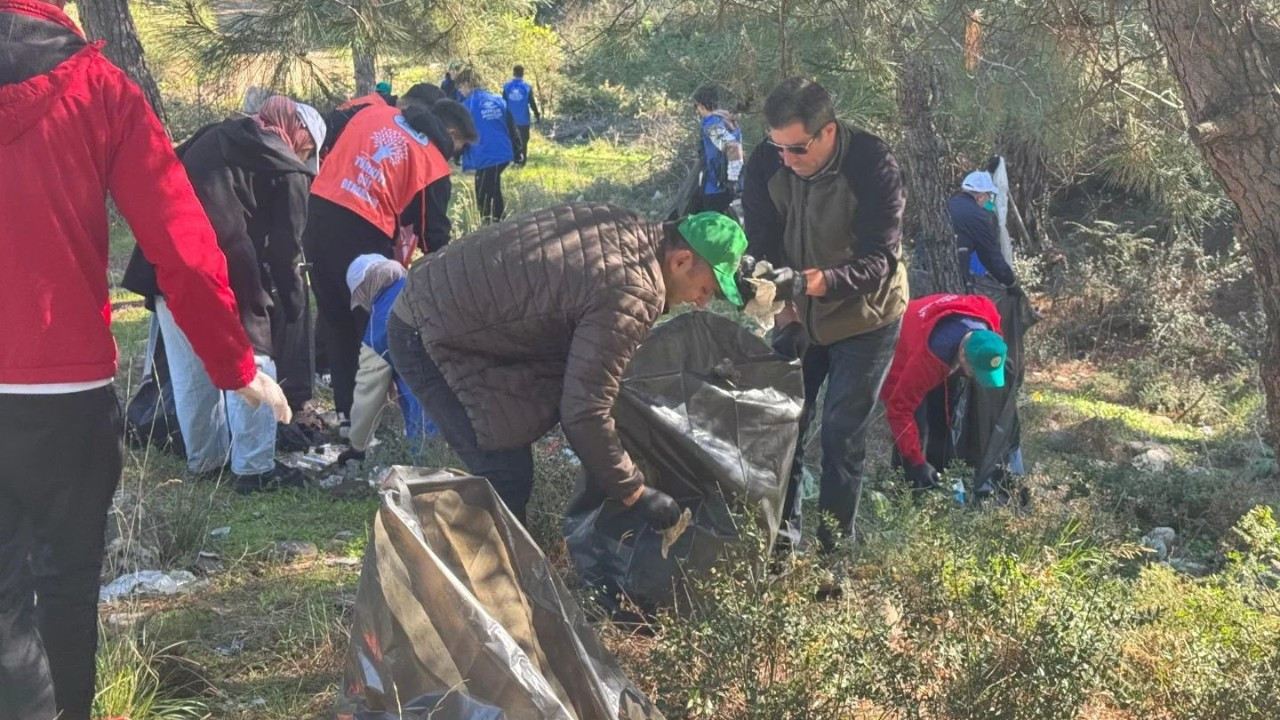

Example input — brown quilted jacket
[393,203,666,502]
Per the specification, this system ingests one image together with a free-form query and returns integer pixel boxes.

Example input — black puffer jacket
[123,118,313,355]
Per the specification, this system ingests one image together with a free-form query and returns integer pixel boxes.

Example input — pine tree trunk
[1149,0,1280,451]
[78,0,166,123]
[896,53,964,297]
[353,45,376,96]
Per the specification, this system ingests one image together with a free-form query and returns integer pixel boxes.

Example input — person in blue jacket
[337,254,436,466]
[691,83,744,215]
[503,64,541,166]
[455,66,517,223]
[948,171,1019,293]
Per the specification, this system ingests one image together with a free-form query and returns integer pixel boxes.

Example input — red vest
[337,91,388,111]
[311,105,451,236]
[880,294,1003,467]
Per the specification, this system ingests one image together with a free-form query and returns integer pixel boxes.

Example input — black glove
[1006,284,1024,298]
[337,448,366,466]
[634,486,682,530]
[762,267,808,303]
[771,321,809,360]
[905,462,941,491]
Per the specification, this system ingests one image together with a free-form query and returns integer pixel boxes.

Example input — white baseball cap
[961,171,998,195]
[346,254,387,308]
[295,103,327,174]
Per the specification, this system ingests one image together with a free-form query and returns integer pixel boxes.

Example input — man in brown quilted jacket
[388,204,747,526]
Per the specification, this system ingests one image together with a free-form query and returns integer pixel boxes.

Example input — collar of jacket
[794,122,846,184]
[0,1,82,36]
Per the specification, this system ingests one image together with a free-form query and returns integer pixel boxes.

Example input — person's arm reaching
[965,211,1017,287]
[398,176,452,254]
[559,288,662,505]
[883,354,938,469]
[105,74,290,420]
[813,134,904,299]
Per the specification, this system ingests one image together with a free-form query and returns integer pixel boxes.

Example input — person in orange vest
[303,100,476,438]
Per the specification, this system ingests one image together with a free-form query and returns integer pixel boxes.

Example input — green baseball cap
[677,212,748,306]
[964,330,1008,388]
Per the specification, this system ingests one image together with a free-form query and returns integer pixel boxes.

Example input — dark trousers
[387,314,535,522]
[779,320,900,551]
[303,197,391,416]
[514,125,531,165]
[0,387,123,720]
[475,163,508,224]
[891,381,965,473]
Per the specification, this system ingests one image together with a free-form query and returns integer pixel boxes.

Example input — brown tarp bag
[335,467,664,720]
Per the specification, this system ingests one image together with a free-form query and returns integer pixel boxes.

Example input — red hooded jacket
[880,294,1003,467]
[0,1,254,389]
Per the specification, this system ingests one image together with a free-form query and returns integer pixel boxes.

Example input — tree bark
[78,0,166,123]
[1148,0,1280,450]
[353,44,377,96]
[896,52,965,297]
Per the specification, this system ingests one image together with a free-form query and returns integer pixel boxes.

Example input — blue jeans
[155,299,277,476]
[779,319,901,551]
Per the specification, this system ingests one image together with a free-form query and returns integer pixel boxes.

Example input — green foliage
[94,632,209,720]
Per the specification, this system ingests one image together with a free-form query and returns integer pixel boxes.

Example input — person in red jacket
[0,3,290,718]
[880,294,1007,491]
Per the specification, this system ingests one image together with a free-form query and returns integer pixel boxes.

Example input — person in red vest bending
[303,100,476,439]
[880,294,1007,491]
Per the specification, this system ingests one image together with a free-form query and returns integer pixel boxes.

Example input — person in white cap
[949,170,1019,292]
[338,255,436,466]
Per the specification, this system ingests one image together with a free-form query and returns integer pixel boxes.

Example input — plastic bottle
[950,476,966,505]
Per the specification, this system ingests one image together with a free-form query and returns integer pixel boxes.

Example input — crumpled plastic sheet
[334,467,664,720]
[99,570,203,603]
[564,310,804,612]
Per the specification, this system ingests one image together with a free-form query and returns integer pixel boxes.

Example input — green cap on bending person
[964,329,1008,388]
[677,212,748,307]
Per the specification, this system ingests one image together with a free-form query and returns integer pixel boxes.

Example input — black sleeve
[741,140,786,265]
[965,211,1017,286]
[529,91,541,121]
[819,133,905,299]
[398,175,452,253]
[322,105,366,156]
[266,173,310,321]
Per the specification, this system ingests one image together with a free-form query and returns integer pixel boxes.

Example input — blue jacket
[461,89,515,172]
[440,73,462,102]
[700,112,742,197]
[502,78,538,126]
[948,193,1015,286]
[365,278,435,441]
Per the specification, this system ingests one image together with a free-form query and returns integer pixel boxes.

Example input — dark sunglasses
[767,130,821,156]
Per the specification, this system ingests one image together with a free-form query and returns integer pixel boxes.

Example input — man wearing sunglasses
[742,77,908,554]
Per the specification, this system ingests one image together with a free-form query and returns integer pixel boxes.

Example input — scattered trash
[1142,526,1177,562]
[281,441,379,472]
[334,530,357,541]
[99,570,204,603]
[214,636,245,657]
[1128,441,1176,473]
[324,556,362,567]
[104,536,161,572]
[271,540,319,563]
[1169,558,1210,576]
[319,474,344,489]
[335,467,664,719]
[192,551,224,576]
[209,526,231,540]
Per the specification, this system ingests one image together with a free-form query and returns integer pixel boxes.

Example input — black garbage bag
[124,320,185,457]
[953,284,1038,492]
[563,310,804,612]
[335,467,664,720]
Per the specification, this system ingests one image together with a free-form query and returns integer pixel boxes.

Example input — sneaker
[234,463,308,495]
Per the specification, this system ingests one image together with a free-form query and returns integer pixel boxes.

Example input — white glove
[234,370,293,424]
